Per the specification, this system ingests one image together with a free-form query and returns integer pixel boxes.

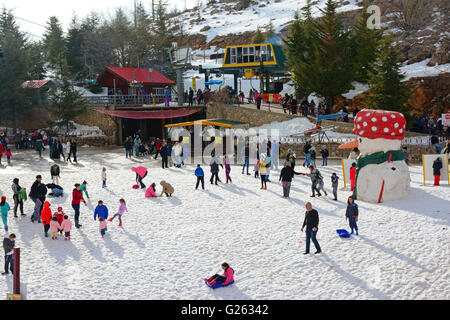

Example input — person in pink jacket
[50,217,62,240]
[99,217,107,238]
[204,262,235,286]
[108,199,128,227]
[145,183,157,198]
[60,215,73,240]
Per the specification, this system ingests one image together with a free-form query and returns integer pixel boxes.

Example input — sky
[1,0,195,39]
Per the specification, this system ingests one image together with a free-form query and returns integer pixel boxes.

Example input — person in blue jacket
[94,200,109,221]
[195,164,205,190]
[346,196,359,235]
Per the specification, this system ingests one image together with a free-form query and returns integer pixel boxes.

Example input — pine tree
[43,16,66,74]
[109,8,133,67]
[66,16,85,80]
[0,8,33,133]
[131,1,152,68]
[309,0,354,106]
[252,26,265,44]
[48,77,87,134]
[264,21,275,41]
[351,1,383,83]
[365,37,413,114]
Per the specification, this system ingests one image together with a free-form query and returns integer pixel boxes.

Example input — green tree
[109,8,133,67]
[0,8,33,133]
[252,26,265,44]
[311,0,354,106]
[66,16,85,80]
[365,37,413,113]
[351,1,383,83]
[48,78,87,133]
[43,16,66,73]
[131,1,152,67]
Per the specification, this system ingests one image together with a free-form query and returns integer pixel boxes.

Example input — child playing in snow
[81,181,89,199]
[40,201,52,238]
[331,173,339,201]
[195,164,205,190]
[50,216,61,240]
[316,176,328,196]
[108,199,128,227]
[102,168,107,188]
[224,155,232,183]
[5,149,11,165]
[204,262,235,287]
[433,157,443,186]
[145,183,158,198]
[254,161,260,178]
[0,196,11,232]
[53,207,65,235]
[350,162,356,191]
[159,181,174,197]
[346,196,359,235]
[99,217,107,238]
[61,215,72,240]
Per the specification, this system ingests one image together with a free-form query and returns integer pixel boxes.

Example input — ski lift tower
[166,43,194,106]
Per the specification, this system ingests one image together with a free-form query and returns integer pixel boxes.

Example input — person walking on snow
[40,201,52,238]
[331,173,339,201]
[195,164,205,190]
[11,178,26,217]
[224,155,232,183]
[302,165,323,197]
[2,233,16,276]
[0,197,11,232]
[50,164,60,185]
[321,146,329,167]
[433,157,443,186]
[301,202,322,255]
[132,166,148,189]
[99,217,107,239]
[72,184,86,228]
[258,154,269,190]
[279,161,301,198]
[108,199,128,227]
[50,216,62,240]
[61,215,72,240]
[210,154,223,185]
[101,168,107,188]
[346,196,359,235]
[94,200,109,222]
[81,181,89,199]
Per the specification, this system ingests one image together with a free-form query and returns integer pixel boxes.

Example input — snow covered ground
[0,147,449,300]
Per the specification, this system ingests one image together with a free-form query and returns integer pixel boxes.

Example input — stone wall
[207,102,296,127]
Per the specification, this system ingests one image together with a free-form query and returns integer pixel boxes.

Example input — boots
[108,218,113,222]
[118,222,123,227]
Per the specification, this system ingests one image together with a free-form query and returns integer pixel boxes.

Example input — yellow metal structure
[222,43,278,68]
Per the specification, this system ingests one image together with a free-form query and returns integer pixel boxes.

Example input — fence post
[13,248,20,295]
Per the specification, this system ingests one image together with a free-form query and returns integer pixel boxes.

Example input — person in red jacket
[204,262,235,287]
[0,143,4,165]
[154,138,162,160]
[350,162,356,191]
[40,201,52,238]
[72,184,86,228]
[53,207,65,235]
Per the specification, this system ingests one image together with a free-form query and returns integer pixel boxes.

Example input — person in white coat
[172,142,183,168]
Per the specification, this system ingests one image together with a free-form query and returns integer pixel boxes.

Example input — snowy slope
[0,148,448,300]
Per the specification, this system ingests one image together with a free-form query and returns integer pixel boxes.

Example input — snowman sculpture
[352,109,410,203]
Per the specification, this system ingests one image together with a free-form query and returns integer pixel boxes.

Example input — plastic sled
[336,229,351,238]
[132,184,140,189]
[205,280,234,289]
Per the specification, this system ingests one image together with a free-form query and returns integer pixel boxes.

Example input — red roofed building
[97,67,175,99]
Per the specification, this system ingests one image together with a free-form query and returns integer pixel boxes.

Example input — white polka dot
[357,117,363,121]
[384,128,389,133]
[382,117,388,122]
[372,126,377,132]
[359,130,365,135]
[357,124,361,129]
[363,122,368,127]
[399,129,404,133]
[391,132,395,135]
[391,115,396,118]
[371,117,377,122]
[394,123,399,128]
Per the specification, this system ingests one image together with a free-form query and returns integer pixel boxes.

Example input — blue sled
[205,280,234,289]
[336,229,351,238]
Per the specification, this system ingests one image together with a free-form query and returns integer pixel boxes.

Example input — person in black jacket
[50,164,60,185]
[124,137,132,158]
[2,233,16,275]
[433,157,443,186]
[279,162,301,198]
[210,155,223,185]
[346,196,359,235]
[68,139,77,163]
[160,142,169,169]
[301,202,322,255]
[30,175,47,222]
[242,145,250,175]
[320,146,329,166]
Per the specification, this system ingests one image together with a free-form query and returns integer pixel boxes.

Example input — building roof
[165,119,248,128]
[97,67,175,87]
[97,108,200,120]
[21,80,53,89]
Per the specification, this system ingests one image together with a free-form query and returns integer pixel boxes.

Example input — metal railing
[82,94,168,106]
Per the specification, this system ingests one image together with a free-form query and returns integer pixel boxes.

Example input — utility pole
[134,0,137,28]
[152,0,155,21]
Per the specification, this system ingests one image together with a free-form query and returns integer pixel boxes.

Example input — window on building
[230,47,237,64]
